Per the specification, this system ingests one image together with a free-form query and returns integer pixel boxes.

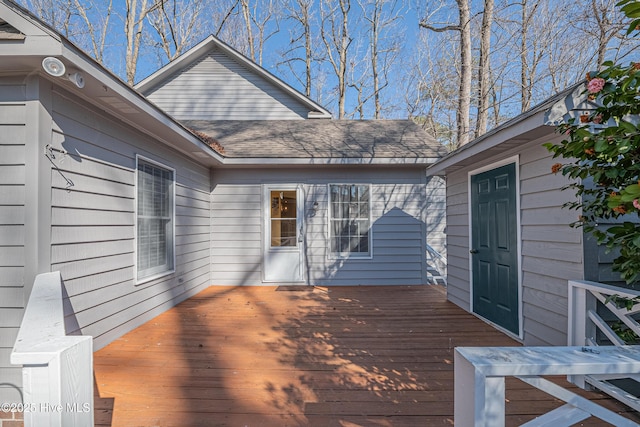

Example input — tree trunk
[457,0,471,146]
[240,0,256,62]
[125,0,157,85]
[337,0,350,119]
[371,1,380,119]
[520,0,529,112]
[303,2,312,97]
[475,0,493,138]
[320,0,352,119]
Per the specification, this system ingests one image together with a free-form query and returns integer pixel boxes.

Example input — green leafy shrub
[544,0,640,285]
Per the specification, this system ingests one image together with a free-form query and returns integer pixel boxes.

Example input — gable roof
[135,35,332,120]
[185,119,446,165]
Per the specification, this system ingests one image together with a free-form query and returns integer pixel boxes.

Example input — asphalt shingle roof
[183,119,446,159]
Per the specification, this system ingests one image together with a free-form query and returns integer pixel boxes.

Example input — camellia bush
[543,0,640,286]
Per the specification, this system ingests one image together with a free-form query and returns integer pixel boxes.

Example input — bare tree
[278,0,314,96]
[368,0,382,118]
[518,0,543,111]
[20,0,74,36]
[239,0,256,60]
[575,0,628,69]
[320,0,353,119]
[475,0,493,137]
[359,0,403,119]
[403,31,458,147]
[420,0,472,146]
[19,0,113,65]
[124,0,162,85]
[345,37,376,119]
[146,0,206,63]
[201,0,245,44]
[73,0,113,63]
[238,0,281,65]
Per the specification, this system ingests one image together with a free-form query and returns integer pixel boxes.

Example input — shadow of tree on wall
[316,206,430,286]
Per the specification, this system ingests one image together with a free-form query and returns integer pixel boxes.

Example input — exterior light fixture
[42,57,65,77]
[41,57,85,88]
[66,72,85,88]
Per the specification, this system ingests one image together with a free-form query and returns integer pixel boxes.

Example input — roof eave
[220,157,438,167]
[60,43,225,165]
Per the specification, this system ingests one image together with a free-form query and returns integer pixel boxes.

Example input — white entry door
[263,185,304,282]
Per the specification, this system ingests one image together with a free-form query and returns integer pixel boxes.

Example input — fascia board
[220,157,438,166]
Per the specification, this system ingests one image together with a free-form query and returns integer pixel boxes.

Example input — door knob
[469,249,479,254]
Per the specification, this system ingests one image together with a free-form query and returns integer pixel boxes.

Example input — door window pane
[270,190,297,247]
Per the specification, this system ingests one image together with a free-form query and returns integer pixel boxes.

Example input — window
[136,157,175,282]
[270,190,298,247]
[329,184,371,258]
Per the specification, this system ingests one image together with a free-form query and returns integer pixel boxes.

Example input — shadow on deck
[93,285,639,426]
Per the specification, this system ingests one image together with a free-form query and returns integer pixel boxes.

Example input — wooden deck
[93,285,640,426]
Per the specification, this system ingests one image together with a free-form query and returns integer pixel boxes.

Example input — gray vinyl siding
[211,167,444,286]
[47,87,211,350]
[210,183,263,284]
[308,182,425,286]
[0,79,26,403]
[443,172,471,311]
[520,140,584,345]
[444,137,583,346]
[426,175,447,272]
[144,49,310,120]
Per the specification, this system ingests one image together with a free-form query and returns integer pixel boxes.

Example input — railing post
[11,272,94,427]
[568,280,587,346]
[567,280,599,389]
[454,345,640,427]
[454,348,505,427]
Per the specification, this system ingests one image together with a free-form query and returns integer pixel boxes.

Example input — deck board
[93,285,640,426]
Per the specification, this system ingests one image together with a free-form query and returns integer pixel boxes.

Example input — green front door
[470,163,519,335]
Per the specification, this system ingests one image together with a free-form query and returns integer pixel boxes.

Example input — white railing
[568,279,640,410]
[426,244,447,286]
[10,271,94,427]
[454,345,640,427]
[453,279,640,426]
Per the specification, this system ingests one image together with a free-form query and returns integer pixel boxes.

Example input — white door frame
[467,155,523,340]
[262,184,305,283]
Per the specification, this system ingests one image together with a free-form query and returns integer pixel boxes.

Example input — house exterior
[426,83,618,346]
[0,0,446,404]
[185,119,446,287]
[135,35,333,121]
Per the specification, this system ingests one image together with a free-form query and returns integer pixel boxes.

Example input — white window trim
[327,183,373,260]
[135,155,176,285]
